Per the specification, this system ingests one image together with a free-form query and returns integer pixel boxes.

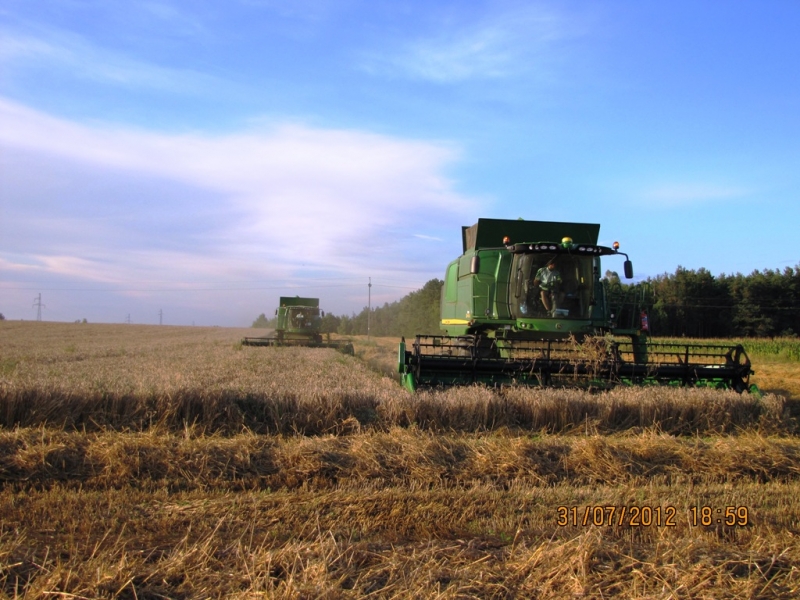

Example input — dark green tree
[321,267,800,340]
[333,279,443,337]
[621,264,800,338]
[320,312,341,334]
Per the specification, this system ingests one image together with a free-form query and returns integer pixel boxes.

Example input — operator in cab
[534,259,563,315]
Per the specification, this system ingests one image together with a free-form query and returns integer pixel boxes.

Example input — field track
[1,321,800,598]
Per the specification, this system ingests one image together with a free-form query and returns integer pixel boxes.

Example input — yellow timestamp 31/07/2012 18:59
[556,505,750,527]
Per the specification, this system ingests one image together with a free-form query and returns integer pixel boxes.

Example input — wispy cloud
[137,1,205,33]
[0,27,220,93]
[236,0,341,22]
[0,98,473,304]
[642,183,752,208]
[362,5,570,83]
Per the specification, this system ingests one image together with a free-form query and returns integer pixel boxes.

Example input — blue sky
[2,0,799,326]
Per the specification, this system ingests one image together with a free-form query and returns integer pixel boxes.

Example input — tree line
[252,279,442,338]
[252,265,800,339]
[623,265,800,338]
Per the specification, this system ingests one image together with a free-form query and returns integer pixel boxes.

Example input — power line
[372,284,425,290]
[2,283,371,292]
[650,303,800,312]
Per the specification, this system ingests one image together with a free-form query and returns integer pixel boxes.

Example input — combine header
[242,297,353,354]
[399,218,754,393]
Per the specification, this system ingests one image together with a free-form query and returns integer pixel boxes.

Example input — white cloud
[0,98,474,303]
[362,5,569,83]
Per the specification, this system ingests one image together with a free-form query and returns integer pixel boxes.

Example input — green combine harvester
[399,218,754,393]
[242,296,353,354]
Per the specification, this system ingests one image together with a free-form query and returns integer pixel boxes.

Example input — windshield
[287,307,318,329]
[510,253,594,319]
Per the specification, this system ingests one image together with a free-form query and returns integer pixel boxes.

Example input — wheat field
[1,321,799,598]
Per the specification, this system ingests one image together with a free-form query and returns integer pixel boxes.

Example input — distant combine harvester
[242,296,353,354]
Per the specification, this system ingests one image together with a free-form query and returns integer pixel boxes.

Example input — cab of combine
[439,218,635,341]
[274,296,324,343]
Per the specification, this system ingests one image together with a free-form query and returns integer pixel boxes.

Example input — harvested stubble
[3,427,800,491]
[2,322,800,598]
[2,474,800,598]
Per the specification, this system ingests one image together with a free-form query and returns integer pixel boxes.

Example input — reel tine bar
[403,336,753,391]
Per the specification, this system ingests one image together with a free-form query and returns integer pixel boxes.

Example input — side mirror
[470,255,480,274]
[274,309,278,316]
[321,310,325,317]
[624,260,634,279]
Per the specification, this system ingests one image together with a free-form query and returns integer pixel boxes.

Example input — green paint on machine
[399,218,755,393]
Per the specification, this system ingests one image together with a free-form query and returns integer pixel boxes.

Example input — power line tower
[159,309,163,325]
[367,277,372,339]
[33,293,45,321]
[126,314,131,324]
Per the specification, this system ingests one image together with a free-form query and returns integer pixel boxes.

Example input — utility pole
[159,309,163,325]
[367,277,372,339]
[33,293,45,321]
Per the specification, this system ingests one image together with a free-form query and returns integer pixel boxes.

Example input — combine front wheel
[727,345,753,393]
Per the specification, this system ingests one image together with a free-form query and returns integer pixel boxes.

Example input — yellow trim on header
[441,319,470,325]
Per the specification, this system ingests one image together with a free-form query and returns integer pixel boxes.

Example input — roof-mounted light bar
[507,242,616,256]
[501,236,633,278]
